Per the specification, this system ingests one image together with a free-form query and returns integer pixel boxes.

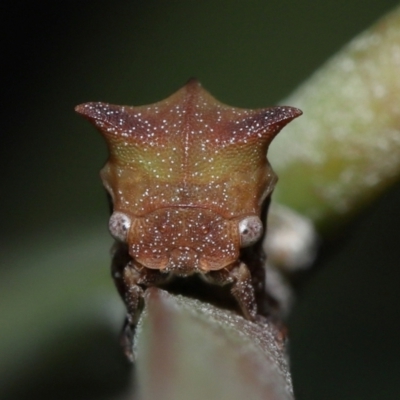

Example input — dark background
[1,1,400,399]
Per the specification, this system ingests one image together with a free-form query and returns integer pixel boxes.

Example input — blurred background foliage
[1,1,400,399]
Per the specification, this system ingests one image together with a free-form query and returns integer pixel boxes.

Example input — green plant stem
[270,6,400,234]
[134,288,293,400]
